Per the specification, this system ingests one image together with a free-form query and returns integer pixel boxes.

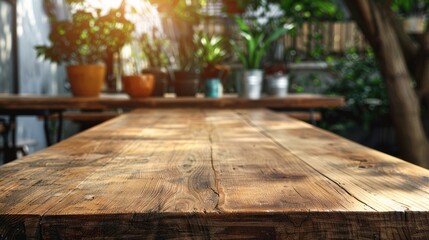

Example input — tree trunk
[417,57,429,128]
[345,1,429,168]
[415,34,429,122]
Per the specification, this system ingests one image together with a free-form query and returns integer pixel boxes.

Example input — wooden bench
[284,110,322,122]
[42,111,120,122]
[53,110,320,128]
[0,120,6,161]
[0,109,428,239]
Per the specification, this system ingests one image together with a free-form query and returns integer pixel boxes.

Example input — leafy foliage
[140,28,170,70]
[391,0,428,16]
[322,49,390,133]
[196,32,227,68]
[232,16,293,70]
[151,0,205,72]
[278,0,342,22]
[36,1,134,64]
[169,32,201,72]
[244,0,343,23]
[149,0,203,24]
[238,0,343,63]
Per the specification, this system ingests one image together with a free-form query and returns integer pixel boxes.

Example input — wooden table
[0,93,344,162]
[0,109,428,239]
[0,93,344,110]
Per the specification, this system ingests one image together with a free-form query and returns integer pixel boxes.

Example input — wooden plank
[204,110,371,212]
[333,22,342,53]
[38,212,429,239]
[0,93,344,110]
[0,117,142,238]
[44,110,218,216]
[0,109,428,239]
[284,111,322,121]
[45,112,120,122]
[237,109,429,211]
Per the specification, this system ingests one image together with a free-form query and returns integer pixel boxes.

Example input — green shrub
[322,49,390,133]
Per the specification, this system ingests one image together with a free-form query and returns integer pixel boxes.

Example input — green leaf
[235,16,250,33]
[231,40,248,68]
[261,25,293,51]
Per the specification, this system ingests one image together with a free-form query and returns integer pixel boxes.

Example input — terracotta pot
[67,64,106,97]
[201,65,231,80]
[142,69,168,97]
[122,74,155,98]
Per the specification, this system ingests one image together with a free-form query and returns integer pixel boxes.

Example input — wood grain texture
[0,93,344,110]
[284,111,322,121]
[0,109,429,239]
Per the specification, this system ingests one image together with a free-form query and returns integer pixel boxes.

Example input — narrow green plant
[232,16,293,69]
[196,32,227,68]
[140,28,170,70]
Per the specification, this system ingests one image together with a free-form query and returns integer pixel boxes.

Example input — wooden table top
[0,93,344,110]
[1,109,428,239]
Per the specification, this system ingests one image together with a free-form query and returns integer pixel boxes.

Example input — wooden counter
[0,93,344,162]
[0,109,428,239]
[0,93,344,110]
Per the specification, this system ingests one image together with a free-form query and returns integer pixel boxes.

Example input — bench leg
[309,108,316,125]
[3,116,17,163]
[1,121,9,163]
[56,111,63,143]
[43,112,52,146]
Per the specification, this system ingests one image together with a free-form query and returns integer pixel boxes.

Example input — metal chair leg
[57,111,63,143]
[43,111,52,146]
[2,116,17,163]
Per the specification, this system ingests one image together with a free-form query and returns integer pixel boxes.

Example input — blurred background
[0,0,428,164]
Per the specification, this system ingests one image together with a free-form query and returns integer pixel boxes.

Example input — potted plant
[232,16,292,99]
[170,27,201,97]
[120,44,155,99]
[121,72,155,98]
[264,63,289,97]
[196,32,230,98]
[152,0,204,97]
[35,0,134,97]
[140,28,170,97]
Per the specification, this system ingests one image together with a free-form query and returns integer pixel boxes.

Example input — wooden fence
[283,21,368,59]
[201,17,370,61]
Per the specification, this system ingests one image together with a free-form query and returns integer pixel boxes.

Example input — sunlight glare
[84,0,122,13]
[82,0,162,35]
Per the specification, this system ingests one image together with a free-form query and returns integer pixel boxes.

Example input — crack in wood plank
[204,109,222,213]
